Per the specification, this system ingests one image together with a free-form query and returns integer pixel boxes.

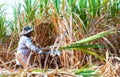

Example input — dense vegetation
[0,0,120,77]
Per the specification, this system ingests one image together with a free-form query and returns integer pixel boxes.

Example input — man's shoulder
[19,36,30,44]
[20,36,30,41]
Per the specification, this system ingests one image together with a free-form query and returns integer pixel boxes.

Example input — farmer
[16,26,43,68]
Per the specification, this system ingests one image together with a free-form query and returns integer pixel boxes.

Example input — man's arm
[25,38,42,53]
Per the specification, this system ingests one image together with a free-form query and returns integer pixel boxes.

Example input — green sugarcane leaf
[80,49,105,60]
[32,69,43,73]
[61,44,105,50]
[61,47,105,60]
[75,69,95,74]
[75,69,98,77]
[73,30,116,45]
[78,73,98,77]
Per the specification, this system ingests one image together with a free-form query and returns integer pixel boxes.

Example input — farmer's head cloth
[21,26,33,35]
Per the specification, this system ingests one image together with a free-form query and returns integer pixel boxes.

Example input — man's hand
[54,50,61,56]
[38,50,43,54]
[50,50,61,57]
[38,50,61,56]
[38,50,48,54]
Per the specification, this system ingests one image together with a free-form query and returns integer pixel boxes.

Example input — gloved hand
[53,50,61,56]
[38,50,43,54]
[38,50,49,54]
[50,50,61,56]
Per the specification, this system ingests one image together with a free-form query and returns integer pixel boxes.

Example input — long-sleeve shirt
[17,36,41,56]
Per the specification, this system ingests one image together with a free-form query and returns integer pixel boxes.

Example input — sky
[0,0,24,19]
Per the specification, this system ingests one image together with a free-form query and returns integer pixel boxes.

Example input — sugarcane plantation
[0,0,120,77]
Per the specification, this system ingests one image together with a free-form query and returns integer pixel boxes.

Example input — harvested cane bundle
[34,22,57,48]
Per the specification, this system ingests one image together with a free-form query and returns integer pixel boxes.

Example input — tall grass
[52,0,61,13]
[0,5,7,43]
[13,3,22,37]
[23,0,38,22]
[108,0,120,16]
[0,15,6,41]
[88,0,101,16]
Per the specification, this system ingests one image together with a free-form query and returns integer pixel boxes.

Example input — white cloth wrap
[16,36,41,65]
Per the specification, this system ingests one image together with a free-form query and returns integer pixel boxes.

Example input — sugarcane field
[0,0,120,77]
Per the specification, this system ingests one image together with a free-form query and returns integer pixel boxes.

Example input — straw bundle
[34,22,57,48]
